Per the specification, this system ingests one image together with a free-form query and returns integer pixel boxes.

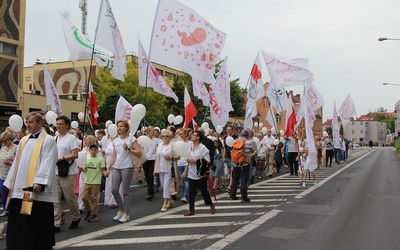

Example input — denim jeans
[178,165,189,198]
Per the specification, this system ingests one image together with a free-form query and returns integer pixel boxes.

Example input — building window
[360,122,363,125]
[164,71,176,80]
[352,122,355,125]
[0,42,17,56]
[263,97,268,107]
[352,130,355,134]
[276,113,281,125]
[360,130,363,133]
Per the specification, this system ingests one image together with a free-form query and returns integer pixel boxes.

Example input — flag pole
[145,0,163,126]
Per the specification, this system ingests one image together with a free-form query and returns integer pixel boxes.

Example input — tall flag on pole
[149,0,226,84]
[43,63,62,115]
[262,51,313,88]
[115,95,132,123]
[94,0,127,81]
[265,106,277,130]
[285,93,297,136]
[60,13,114,69]
[89,82,99,126]
[138,40,178,102]
[209,57,233,128]
[183,87,197,128]
[244,53,264,129]
[192,78,211,106]
[265,81,288,112]
[303,91,317,172]
[332,100,340,147]
[338,95,357,125]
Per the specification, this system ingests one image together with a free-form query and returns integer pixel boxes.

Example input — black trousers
[288,152,299,175]
[188,177,212,212]
[230,164,250,199]
[7,198,55,250]
[143,160,155,196]
[325,150,334,166]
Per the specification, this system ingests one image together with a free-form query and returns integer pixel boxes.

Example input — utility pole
[79,0,88,35]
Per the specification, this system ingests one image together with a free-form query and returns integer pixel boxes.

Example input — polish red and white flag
[183,87,197,128]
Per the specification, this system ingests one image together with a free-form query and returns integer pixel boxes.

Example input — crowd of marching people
[0,112,354,249]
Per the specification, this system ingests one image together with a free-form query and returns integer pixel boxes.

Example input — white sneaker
[119,213,130,223]
[113,211,123,221]
[314,181,317,187]
[302,182,306,187]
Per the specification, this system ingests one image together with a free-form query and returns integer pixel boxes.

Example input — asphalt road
[0,147,398,249]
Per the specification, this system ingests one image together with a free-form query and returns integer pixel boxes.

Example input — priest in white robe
[4,112,58,250]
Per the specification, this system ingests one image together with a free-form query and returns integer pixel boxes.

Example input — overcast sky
[25,0,400,122]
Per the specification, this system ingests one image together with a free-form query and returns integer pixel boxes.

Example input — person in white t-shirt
[106,120,142,223]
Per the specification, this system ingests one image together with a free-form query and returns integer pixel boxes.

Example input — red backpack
[230,139,250,164]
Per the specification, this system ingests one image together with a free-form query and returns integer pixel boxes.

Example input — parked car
[352,142,360,147]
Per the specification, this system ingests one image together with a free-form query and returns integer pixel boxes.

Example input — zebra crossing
[56,166,343,249]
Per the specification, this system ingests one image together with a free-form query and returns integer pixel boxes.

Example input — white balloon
[258,123,264,128]
[71,121,79,129]
[254,122,258,127]
[273,139,280,145]
[105,120,113,128]
[94,129,99,137]
[323,131,328,137]
[280,130,285,136]
[167,114,175,124]
[131,104,146,123]
[271,127,276,135]
[45,110,57,125]
[108,124,118,138]
[137,135,152,148]
[173,115,183,125]
[173,141,189,157]
[8,115,23,132]
[261,127,268,135]
[78,112,84,119]
[76,151,87,167]
[201,122,209,130]
[226,136,234,147]
[216,125,223,133]
[204,128,210,136]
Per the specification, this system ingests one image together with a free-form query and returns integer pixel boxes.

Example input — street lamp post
[378,37,400,41]
[383,83,400,87]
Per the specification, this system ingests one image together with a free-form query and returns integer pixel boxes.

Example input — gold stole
[9,131,47,215]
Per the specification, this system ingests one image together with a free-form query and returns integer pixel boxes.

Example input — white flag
[115,96,132,123]
[244,53,264,129]
[332,100,340,146]
[138,40,178,102]
[304,81,324,112]
[338,95,357,125]
[304,97,317,172]
[265,106,277,129]
[262,51,313,88]
[94,0,127,81]
[43,63,62,116]
[192,78,211,106]
[209,59,232,128]
[60,13,114,69]
[214,58,233,111]
[150,0,226,84]
[266,81,288,112]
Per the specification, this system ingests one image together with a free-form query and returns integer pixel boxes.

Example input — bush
[396,139,400,154]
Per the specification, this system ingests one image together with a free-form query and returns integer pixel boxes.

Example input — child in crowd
[79,144,107,222]
[299,148,307,187]
[273,142,283,173]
